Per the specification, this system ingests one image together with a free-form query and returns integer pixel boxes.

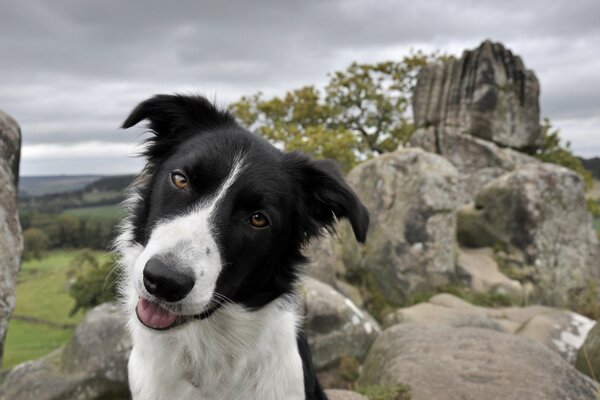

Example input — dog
[116,94,369,400]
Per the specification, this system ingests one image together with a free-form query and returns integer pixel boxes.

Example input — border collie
[116,94,369,400]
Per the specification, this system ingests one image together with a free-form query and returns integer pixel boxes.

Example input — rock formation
[458,163,599,306]
[338,148,461,305]
[0,109,22,367]
[0,303,131,400]
[412,40,541,151]
[358,323,599,400]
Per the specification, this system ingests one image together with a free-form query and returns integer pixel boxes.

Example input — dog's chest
[127,303,305,400]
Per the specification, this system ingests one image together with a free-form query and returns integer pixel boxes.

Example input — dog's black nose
[143,257,195,302]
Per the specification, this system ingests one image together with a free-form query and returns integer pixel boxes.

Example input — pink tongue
[136,298,178,329]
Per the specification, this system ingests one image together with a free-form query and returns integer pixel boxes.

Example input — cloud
[0,0,598,175]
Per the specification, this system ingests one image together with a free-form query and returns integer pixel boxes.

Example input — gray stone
[303,233,345,288]
[302,278,380,370]
[517,311,595,364]
[0,109,22,366]
[340,148,461,305]
[358,324,599,400]
[456,247,523,302]
[412,40,541,150]
[0,303,131,400]
[409,129,536,202]
[383,302,504,332]
[468,163,600,306]
[324,389,368,400]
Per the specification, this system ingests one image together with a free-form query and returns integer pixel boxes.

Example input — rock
[340,148,461,305]
[410,129,536,202]
[456,247,523,302]
[576,322,600,381]
[358,324,599,400]
[301,278,380,370]
[465,163,600,306]
[0,109,23,366]
[303,233,345,288]
[324,389,368,400]
[412,40,541,150]
[0,303,131,400]
[383,302,504,332]
[517,311,595,364]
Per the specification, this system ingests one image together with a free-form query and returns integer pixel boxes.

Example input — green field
[595,218,600,232]
[62,204,123,220]
[2,250,111,370]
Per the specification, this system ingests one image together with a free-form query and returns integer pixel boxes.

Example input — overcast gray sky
[1,0,598,176]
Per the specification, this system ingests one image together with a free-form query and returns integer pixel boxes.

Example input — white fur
[116,159,306,400]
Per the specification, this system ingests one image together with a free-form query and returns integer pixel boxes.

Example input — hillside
[19,175,102,197]
[581,157,600,180]
[19,175,135,214]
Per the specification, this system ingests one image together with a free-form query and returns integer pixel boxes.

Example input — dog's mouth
[135,297,223,331]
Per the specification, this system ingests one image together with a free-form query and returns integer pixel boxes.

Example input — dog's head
[120,94,368,331]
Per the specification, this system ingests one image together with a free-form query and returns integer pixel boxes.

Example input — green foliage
[22,228,50,260]
[356,384,412,400]
[534,118,594,190]
[568,280,600,320]
[20,210,118,251]
[68,251,118,316]
[230,52,444,172]
[3,251,108,369]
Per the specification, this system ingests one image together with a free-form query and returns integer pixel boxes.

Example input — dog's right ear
[122,94,235,162]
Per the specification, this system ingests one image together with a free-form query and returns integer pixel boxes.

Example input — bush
[68,250,118,315]
[22,228,50,260]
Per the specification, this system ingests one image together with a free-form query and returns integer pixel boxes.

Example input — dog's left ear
[285,153,369,243]
[121,94,235,162]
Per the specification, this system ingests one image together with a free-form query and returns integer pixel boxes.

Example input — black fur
[123,94,369,399]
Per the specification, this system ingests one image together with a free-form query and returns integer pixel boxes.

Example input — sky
[0,0,599,176]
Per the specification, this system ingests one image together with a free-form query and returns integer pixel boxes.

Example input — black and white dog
[116,94,369,400]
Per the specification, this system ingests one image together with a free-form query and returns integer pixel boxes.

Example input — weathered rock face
[358,324,599,400]
[409,129,536,201]
[0,109,22,367]
[412,40,541,150]
[517,310,595,364]
[0,303,131,400]
[339,148,461,305]
[462,163,599,306]
[301,278,380,370]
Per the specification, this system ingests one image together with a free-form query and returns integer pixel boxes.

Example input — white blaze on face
[132,158,245,312]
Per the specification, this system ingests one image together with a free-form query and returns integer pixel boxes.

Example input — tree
[68,251,118,315]
[534,118,593,190]
[23,228,50,260]
[230,52,444,172]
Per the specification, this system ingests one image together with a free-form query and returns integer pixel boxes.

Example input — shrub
[68,250,118,315]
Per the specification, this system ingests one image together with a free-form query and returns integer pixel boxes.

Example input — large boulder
[339,148,461,306]
[358,324,599,400]
[409,129,536,202]
[301,278,380,370]
[412,40,541,150]
[458,163,599,306]
[0,109,23,366]
[517,310,595,364]
[0,303,131,400]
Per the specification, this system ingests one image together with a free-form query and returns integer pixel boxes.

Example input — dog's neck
[127,296,305,400]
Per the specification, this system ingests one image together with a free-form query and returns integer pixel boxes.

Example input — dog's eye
[171,171,189,190]
[249,212,269,228]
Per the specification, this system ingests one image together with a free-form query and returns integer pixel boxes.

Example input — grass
[62,204,123,220]
[2,250,110,370]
